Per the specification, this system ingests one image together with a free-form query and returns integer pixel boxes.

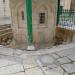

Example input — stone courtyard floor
[0,43,75,75]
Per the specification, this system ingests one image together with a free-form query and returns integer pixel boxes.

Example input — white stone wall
[4,0,11,17]
[0,0,4,17]
[60,0,71,10]
[0,0,11,25]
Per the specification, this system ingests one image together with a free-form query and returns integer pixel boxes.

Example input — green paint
[26,0,33,44]
[57,0,60,24]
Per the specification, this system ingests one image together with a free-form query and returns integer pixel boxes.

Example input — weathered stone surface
[67,55,75,61]
[37,55,55,66]
[51,53,60,59]
[73,62,75,64]
[64,72,69,75]
[0,47,13,55]
[0,59,10,68]
[57,57,71,64]
[0,44,75,75]
[45,70,59,75]
[48,64,57,69]
[0,59,17,68]
[0,64,24,75]
[11,72,25,75]
[25,67,44,75]
[71,74,75,75]
[61,63,75,73]
[13,49,23,56]
[23,57,38,69]
[44,66,64,75]
[56,50,75,57]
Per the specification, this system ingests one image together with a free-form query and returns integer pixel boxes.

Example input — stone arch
[17,4,25,28]
[38,5,48,13]
[32,4,49,44]
[36,4,48,26]
[32,2,50,27]
[34,3,49,14]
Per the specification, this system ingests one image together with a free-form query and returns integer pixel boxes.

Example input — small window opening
[39,13,45,24]
[21,11,24,20]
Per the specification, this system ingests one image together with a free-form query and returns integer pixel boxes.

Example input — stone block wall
[10,0,57,48]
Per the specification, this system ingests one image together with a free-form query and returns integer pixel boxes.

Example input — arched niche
[33,4,48,27]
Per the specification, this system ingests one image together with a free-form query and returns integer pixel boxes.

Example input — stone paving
[0,43,75,75]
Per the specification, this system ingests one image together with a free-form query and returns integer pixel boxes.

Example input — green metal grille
[57,6,75,30]
[59,10,75,27]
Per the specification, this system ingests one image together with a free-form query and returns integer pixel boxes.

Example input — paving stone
[20,53,28,59]
[45,70,60,75]
[44,66,64,75]
[37,62,58,71]
[13,49,24,56]
[51,53,60,59]
[0,44,75,75]
[0,47,14,55]
[0,54,23,64]
[57,57,71,64]
[23,57,38,69]
[0,64,24,75]
[73,62,75,64]
[25,67,44,75]
[0,59,17,68]
[11,72,25,75]
[40,66,49,71]
[56,50,75,57]
[61,63,75,73]
[37,55,55,67]
[52,66,64,75]
[67,55,75,61]
[64,72,69,75]
[48,64,58,69]
[71,73,75,75]
[0,59,10,68]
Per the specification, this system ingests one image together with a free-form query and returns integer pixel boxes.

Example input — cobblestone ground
[0,43,75,75]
